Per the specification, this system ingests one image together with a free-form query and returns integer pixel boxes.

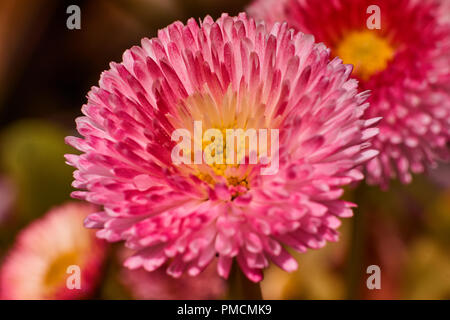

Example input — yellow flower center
[335,30,395,80]
[173,88,277,189]
[44,251,79,290]
[196,126,250,187]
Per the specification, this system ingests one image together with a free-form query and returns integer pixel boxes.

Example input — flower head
[249,0,450,187]
[0,202,106,299]
[65,13,379,282]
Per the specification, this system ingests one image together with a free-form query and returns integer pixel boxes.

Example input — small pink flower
[65,13,379,282]
[248,0,450,188]
[0,202,106,299]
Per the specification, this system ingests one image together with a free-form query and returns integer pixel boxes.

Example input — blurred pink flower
[65,13,379,282]
[436,0,450,24]
[247,0,287,27]
[0,177,16,223]
[249,0,450,188]
[118,249,225,299]
[0,202,106,299]
[429,163,450,188]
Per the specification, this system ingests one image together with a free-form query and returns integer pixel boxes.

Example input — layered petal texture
[65,13,379,282]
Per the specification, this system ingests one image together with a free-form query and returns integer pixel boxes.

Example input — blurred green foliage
[0,119,74,224]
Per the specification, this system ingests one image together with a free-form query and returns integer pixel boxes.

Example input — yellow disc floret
[44,251,79,290]
[336,30,395,80]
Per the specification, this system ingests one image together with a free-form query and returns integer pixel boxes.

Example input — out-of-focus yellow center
[44,251,79,289]
[336,30,395,80]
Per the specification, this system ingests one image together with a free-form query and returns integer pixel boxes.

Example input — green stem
[227,262,263,300]
[346,184,368,299]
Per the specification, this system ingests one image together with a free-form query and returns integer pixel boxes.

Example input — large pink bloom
[249,0,450,187]
[65,13,379,282]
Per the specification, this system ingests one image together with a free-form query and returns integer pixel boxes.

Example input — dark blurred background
[0,0,253,129]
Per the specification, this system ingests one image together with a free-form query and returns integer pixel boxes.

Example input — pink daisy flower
[65,13,379,282]
[248,0,450,187]
[0,202,106,299]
